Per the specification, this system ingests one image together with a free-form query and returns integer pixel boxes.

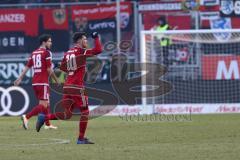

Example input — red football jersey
[26,47,52,86]
[60,37,102,88]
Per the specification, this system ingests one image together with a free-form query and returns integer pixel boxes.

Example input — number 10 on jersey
[66,54,77,71]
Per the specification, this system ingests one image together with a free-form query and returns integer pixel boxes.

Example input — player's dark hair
[39,34,52,45]
[73,32,87,43]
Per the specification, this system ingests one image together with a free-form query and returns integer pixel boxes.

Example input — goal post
[140,29,240,114]
[140,29,240,62]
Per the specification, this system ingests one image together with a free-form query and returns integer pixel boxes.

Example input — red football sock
[26,104,44,119]
[78,107,89,140]
[46,113,58,121]
[46,107,73,121]
[49,99,73,120]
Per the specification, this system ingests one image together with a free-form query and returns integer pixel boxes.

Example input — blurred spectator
[153,16,172,66]
[101,60,111,82]
[72,17,88,33]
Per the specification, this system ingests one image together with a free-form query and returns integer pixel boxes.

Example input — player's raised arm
[84,32,102,57]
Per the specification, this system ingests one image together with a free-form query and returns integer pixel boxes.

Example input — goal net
[140,29,240,114]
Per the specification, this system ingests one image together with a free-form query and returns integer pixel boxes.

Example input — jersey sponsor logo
[0,86,29,116]
[67,50,75,53]
[34,69,42,73]
[33,51,43,54]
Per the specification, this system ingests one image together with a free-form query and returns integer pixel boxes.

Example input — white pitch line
[0,137,70,147]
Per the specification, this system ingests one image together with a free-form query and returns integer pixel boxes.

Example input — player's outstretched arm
[47,67,60,85]
[85,32,102,57]
[14,66,29,86]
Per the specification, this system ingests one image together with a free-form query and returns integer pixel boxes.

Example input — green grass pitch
[0,114,240,160]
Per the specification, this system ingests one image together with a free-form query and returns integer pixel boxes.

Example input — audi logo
[0,86,29,116]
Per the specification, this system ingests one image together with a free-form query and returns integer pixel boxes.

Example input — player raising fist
[36,32,102,144]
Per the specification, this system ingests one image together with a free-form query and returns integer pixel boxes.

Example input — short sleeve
[45,50,52,68]
[26,56,33,68]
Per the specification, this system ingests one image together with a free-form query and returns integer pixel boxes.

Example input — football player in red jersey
[14,34,59,130]
[36,32,102,144]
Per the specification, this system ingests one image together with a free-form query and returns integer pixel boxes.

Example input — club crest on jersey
[53,9,66,25]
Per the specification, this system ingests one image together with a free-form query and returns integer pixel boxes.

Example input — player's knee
[39,100,48,108]
[81,108,89,116]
